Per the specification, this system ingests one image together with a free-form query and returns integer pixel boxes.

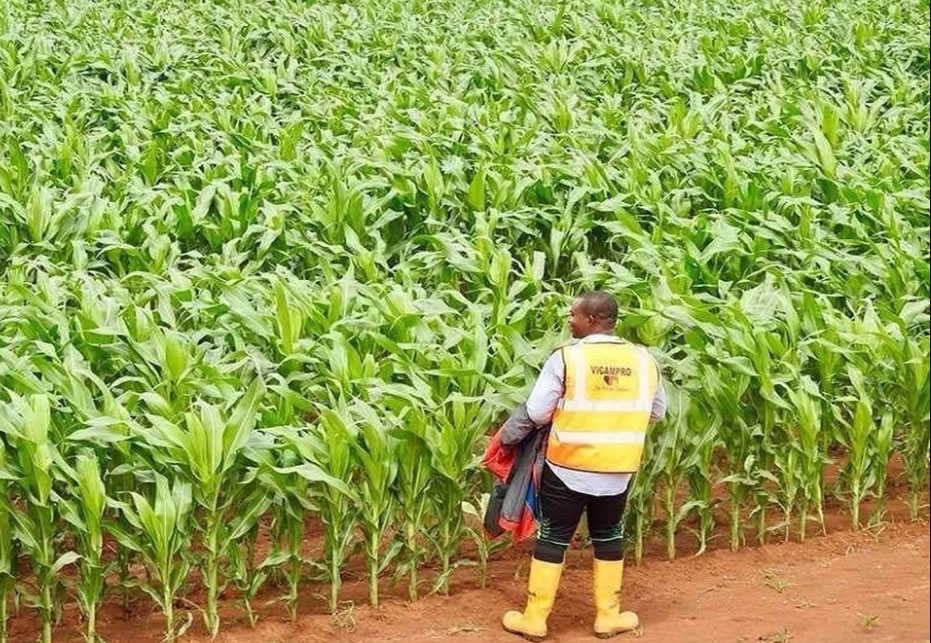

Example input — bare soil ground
[8,494,929,643]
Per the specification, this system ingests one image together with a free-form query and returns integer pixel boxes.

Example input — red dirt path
[8,497,930,643]
[9,523,929,643]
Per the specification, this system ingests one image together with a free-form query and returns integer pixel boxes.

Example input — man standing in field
[502,291,666,640]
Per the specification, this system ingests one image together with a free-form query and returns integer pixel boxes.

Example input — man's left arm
[525,350,564,427]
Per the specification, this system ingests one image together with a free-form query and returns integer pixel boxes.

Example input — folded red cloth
[481,428,539,542]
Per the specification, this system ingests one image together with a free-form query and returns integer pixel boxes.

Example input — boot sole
[503,626,545,642]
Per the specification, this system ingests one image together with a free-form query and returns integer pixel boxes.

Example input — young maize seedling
[109,476,193,643]
[868,412,895,526]
[60,452,108,642]
[136,378,265,637]
[0,443,16,643]
[390,414,434,601]
[352,404,400,607]
[270,411,357,614]
[846,372,874,531]
[0,394,74,643]
[788,387,824,542]
[462,492,510,589]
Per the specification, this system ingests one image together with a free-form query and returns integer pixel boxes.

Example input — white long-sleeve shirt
[525,334,667,496]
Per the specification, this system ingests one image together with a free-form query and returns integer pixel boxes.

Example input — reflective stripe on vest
[545,339,658,474]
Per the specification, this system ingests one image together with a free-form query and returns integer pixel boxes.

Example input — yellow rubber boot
[593,559,639,638]
[502,558,564,641]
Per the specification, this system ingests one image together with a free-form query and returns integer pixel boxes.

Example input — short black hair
[577,291,618,323]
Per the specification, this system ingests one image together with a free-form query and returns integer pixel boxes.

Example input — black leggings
[534,464,629,563]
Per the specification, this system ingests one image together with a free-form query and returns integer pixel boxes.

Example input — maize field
[0,0,928,640]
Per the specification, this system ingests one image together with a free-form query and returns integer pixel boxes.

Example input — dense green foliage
[0,0,928,639]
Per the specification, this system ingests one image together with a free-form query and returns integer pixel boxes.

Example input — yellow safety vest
[546,338,659,474]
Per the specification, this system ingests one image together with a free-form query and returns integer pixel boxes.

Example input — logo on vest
[590,364,633,390]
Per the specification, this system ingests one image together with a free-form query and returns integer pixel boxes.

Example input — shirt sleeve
[650,372,667,423]
[525,350,565,426]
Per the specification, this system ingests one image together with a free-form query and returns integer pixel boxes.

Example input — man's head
[568,291,618,339]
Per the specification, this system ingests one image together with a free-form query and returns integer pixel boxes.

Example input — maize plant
[427,411,484,595]
[881,331,931,519]
[844,367,876,531]
[772,445,802,543]
[624,435,660,566]
[225,491,272,628]
[0,0,929,638]
[108,476,194,643]
[270,412,357,614]
[134,379,265,636]
[304,411,360,614]
[652,385,712,560]
[0,442,16,643]
[705,366,754,552]
[390,411,436,602]
[259,454,312,622]
[788,386,826,542]
[461,492,511,589]
[869,412,896,526]
[737,317,793,545]
[352,404,401,607]
[0,394,75,643]
[59,452,108,642]
[685,411,720,556]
